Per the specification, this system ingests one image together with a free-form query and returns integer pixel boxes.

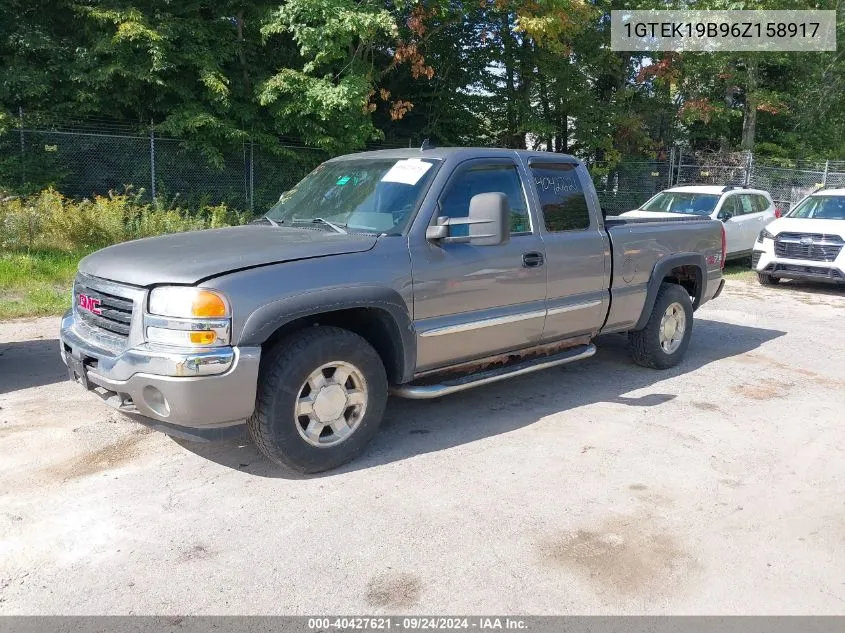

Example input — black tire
[248,326,388,473]
[628,282,694,370]
[757,272,779,286]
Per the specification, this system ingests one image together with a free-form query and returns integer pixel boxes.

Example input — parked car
[60,148,725,473]
[620,185,780,260]
[753,187,845,285]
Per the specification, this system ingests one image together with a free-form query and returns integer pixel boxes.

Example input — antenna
[420,138,433,151]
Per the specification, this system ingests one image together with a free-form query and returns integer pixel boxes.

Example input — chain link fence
[3,117,845,216]
[0,116,413,213]
[674,150,845,211]
[590,158,673,215]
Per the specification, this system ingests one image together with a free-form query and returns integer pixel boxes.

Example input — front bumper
[59,310,261,432]
[753,242,845,284]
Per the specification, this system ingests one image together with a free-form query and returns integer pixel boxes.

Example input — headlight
[146,287,231,348]
[149,287,229,318]
[757,228,775,243]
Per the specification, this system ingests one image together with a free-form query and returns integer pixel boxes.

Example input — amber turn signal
[191,291,227,317]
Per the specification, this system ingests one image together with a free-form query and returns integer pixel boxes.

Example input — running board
[391,344,596,400]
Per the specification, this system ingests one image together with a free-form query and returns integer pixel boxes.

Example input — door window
[439,163,530,235]
[739,194,755,215]
[719,196,740,219]
[530,163,591,232]
[754,195,771,212]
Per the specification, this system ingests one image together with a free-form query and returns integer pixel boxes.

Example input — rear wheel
[757,272,779,286]
[248,326,388,473]
[628,282,694,370]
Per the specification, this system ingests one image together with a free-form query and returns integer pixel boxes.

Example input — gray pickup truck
[60,147,725,472]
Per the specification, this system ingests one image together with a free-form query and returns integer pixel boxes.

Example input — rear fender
[633,253,706,331]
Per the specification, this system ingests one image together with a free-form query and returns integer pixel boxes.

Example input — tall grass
[0,188,250,252]
[0,189,251,319]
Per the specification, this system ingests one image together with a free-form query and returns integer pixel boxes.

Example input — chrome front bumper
[59,310,261,430]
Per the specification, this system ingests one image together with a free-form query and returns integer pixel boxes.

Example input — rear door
[716,194,745,256]
[409,158,547,372]
[735,193,767,253]
[756,193,778,227]
[526,159,610,343]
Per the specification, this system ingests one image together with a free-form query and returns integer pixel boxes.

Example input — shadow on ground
[176,317,786,479]
[0,338,66,395]
[773,280,845,297]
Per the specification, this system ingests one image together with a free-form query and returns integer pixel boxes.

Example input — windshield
[265,158,439,234]
[787,195,845,220]
[640,192,720,215]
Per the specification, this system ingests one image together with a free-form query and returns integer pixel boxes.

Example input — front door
[409,159,547,372]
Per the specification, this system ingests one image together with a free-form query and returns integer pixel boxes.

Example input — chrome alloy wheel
[658,301,686,354]
[295,361,368,447]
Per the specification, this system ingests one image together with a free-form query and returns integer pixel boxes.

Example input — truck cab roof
[329,147,583,164]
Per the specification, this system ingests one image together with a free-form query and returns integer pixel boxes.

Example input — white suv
[621,185,779,259]
[753,188,845,286]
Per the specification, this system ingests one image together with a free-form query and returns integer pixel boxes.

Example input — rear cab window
[529,163,591,231]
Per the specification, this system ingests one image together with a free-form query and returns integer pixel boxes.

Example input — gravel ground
[1,278,844,615]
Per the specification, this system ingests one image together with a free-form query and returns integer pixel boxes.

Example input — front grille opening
[74,277,135,341]
[774,233,844,263]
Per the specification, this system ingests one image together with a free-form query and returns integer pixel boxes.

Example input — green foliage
[0,249,81,319]
[1,0,844,169]
[0,188,250,253]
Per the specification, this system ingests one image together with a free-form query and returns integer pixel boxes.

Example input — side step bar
[391,344,596,400]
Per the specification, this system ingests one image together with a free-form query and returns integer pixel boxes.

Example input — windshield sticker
[381,159,432,185]
[336,175,351,186]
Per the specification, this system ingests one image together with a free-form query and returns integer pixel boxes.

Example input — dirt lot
[1,278,844,615]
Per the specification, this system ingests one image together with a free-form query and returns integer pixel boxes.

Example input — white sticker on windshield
[381,159,432,185]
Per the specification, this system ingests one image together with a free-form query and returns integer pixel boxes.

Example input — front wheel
[248,326,388,473]
[628,282,694,370]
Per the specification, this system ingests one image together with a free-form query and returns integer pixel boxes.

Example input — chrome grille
[774,233,844,262]
[74,275,135,339]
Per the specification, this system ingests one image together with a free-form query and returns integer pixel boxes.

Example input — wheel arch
[633,253,705,331]
[238,286,416,384]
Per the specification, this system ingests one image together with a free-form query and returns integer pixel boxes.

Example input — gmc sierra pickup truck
[61,148,726,472]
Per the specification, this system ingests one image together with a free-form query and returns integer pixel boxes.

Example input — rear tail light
[720,224,726,269]
[774,207,783,218]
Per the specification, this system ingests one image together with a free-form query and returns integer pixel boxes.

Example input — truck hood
[78,225,378,287]
[766,217,845,238]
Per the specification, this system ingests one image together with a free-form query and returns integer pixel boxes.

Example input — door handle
[522,251,544,268]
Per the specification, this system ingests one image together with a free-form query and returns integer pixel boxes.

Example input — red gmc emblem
[78,293,102,315]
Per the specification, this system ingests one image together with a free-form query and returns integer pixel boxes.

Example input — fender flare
[633,253,706,331]
[238,285,416,383]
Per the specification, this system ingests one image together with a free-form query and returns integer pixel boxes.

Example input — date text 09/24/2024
[307,617,528,630]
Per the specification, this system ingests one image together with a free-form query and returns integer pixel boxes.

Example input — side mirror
[717,210,731,222]
[425,192,511,246]
[468,192,510,246]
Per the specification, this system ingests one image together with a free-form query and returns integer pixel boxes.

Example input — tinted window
[755,195,771,212]
[530,163,591,231]
[439,163,530,235]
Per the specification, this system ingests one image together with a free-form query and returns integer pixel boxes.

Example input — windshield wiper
[291,217,348,234]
